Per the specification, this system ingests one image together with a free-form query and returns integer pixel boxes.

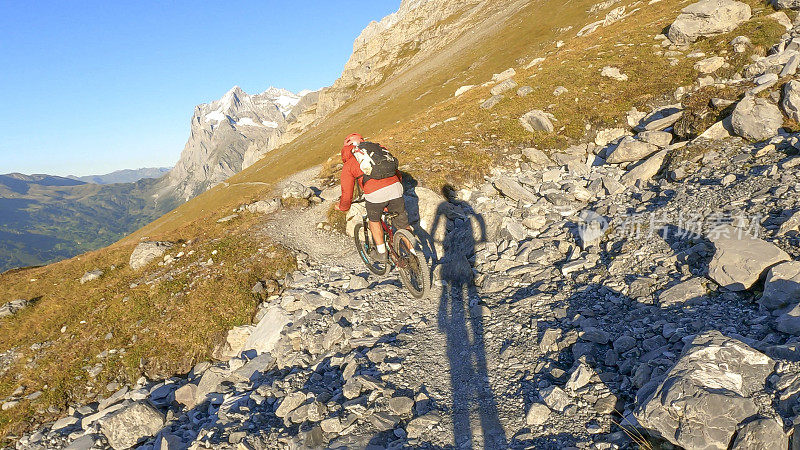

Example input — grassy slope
[0,214,295,442]
[0,0,785,442]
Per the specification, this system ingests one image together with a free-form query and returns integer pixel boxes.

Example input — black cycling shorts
[365,197,409,229]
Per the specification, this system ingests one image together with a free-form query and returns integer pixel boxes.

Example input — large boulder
[241,306,291,355]
[620,150,668,186]
[519,110,555,133]
[668,0,752,44]
[606,137,659,164]
[731,95,784,142]
[100,402,165,450]
[405,186,462,259]
[707,226,790,291]
[782,80,800,122]
[760,261,800,311]
[344,202,368,237]
[635,331,775,450]
[129,241,173,271]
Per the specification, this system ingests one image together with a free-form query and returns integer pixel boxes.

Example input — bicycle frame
[360,212,404,267]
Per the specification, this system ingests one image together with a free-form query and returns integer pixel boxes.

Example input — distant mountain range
[67,167,171,185]
[0,87,319,272]
[0,173,177,271]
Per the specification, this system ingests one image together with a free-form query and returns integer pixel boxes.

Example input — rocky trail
[11,0,800,449]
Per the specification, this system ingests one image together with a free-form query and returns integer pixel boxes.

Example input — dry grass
[0,215,295,443]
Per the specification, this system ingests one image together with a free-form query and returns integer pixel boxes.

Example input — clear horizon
[0,0,399,177]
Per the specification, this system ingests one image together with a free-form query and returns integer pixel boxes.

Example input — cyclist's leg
[365,199,389,254]
[387,197,415,253]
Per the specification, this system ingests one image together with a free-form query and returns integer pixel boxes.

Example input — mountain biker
[334,133,410,262]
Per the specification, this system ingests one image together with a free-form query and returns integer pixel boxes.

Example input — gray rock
[241,306,291,355]
[778,210,800,236]
[65,435,99,450]
[638,130,673,148]
[245,199,280,215]
[80,269,103,284]
[100,402,165,450]
[581,327,610,344]
[707,226,790,291]
[565,363,596,391]
[600,66,628,81]
[194,366,229,405]
[517,86,534,97]
[694,56,726,73]
[519,110,556,133]
[491,79,518,96]
[635,331,774,450]
[388,397,414,416]
[659,278,707,306]
[777,303,800,335]
[761,262,800,311]
[493,178,538,204]
[540,385,572,412]
[129,241,173,271]
[775,0,800,9]
[406,412,441,439]
[668,0,752,44]
[174,383,197,409]
[480,95,503,110]
[275,391,307,418]
[730,416,787,449]
[782,80,800,123]
[525,402,551,426]
[731,95,783,142]
[614,335,637,353]
[620,149,668,186]
[0,299,29,318]
[282,181,312,199]
[522,148,554,167]
[606,137,659,164]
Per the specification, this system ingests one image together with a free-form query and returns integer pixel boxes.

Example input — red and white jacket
[338,143,401,211]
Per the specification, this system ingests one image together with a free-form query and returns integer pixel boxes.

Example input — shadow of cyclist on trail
[431,185,507,449]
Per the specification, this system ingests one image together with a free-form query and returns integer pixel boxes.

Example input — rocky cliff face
[314,0,507,118]
[159,86,317,201]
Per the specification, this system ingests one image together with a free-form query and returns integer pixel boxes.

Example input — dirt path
[257,164,363,270]
[256,167,524,448]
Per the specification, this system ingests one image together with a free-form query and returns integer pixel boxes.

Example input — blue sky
[0,0,399,176]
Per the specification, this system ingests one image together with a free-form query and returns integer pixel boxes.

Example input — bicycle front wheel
[354,223,388,275]
[393,229,430,298]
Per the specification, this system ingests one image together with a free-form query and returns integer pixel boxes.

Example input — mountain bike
[351,198,430,298]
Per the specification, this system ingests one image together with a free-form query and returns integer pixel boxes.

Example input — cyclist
[334,133,410,262]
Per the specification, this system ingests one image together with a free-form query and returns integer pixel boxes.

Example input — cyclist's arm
[338,164,355,211]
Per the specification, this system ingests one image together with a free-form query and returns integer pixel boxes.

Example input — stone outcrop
[635,331,775,450]
[129,241,174,271]
[100,402,165,450]
[667,0,751,44]
[731,95,784,142]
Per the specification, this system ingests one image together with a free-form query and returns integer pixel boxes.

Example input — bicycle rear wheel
[393,229,430,298]
[354,223,388,275]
